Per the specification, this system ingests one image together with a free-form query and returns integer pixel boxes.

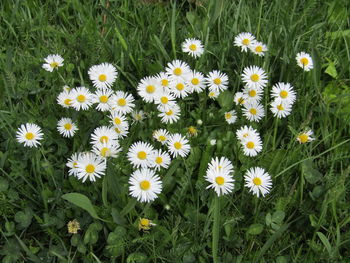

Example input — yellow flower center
[188,126,197,134]
[50,62,59,68]
[277,104,284,111]
[114,127,121,134]
[161,79,169,87]
[176,83,184,91]
[100,147,110,157]
[64,123,72,130]
[64,99,72,106]
[73,162,78,168]
[213,78,222,85]
[140,180,151,190]
[100,136,108,143]
[114,117,121,125]
[191,78,199,85]
[118,98,126,106]
[160,97,168,104]
[135,114,142,120]
[215,176,225,185]
[249,108,257,115]
[77,95,86,103]
[300,58,309,66]
[242,38,250,45]
[159,135,166,141]
[209,92,215,97]
[255,46,263,52]
[174,142,182,150]
[250,74,260,82]
[85,164,95,173]
[189,44,197,51]
[140,218,150,226]
[98,74,107,82]
[137,151,147,160]
[238,98,245,104]
[253,177,262,186]
[246,141,255,149]
[155,157,163,164]
[146,85,155,93]
[166,110,173,116]
[225,113,232,119]
[25,132,34,140]
[249,90,257,97]
[173,67,182,76]
[99,95,108,103]
[298,134,309,143]
[280,90,288,98]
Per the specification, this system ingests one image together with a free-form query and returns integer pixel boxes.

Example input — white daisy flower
[234,92,248,105]
[137,76,161,103]
[165,60,191,81]
[236,125,259,141]
[167,133,191,158]
[169,79,191,98]
[75,152,106,183]
[270,100,293,118]
[127,141,155,168]
[224,110,237,124]
[158,103,181,124]
[57,90,73,108]
[16,123,43,148]
[92,141,121,159]
[109,111,129,130]
[249,41,268,56]
[90,126,118,145]
[155,72,171,91]
[234,32,256,52]
[187,70,206,93]
[66,152,82,177]
[205,70,229,93]
[131,110,146,122]
[244,167,272,197]
[208,90,220,99]
[129,168,162,203]
[149,149,171,171]
[296,52,313,71]
[181,38,204,58]
[70,87,93,111]
[240,134,263,157]
[113,125,129,139]
[207,157,234,175]
[42,54,64,72]
[271,82,296,105]
[154,91,176,111]
[241,66,268,90]
[242,101,265,122]
[92,88,114,112]
[297,129,315,144]
[109,91,135,114]
[243,86,264,103]
[88,63,118,89]
[153,129,170,145]
[57,118,78,138]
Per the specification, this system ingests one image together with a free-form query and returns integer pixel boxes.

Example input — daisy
[57,118,78,138]
[90,126,118,145]
[270,100,293,118]
[70,87,93,111]
[169,79,191,98]
[242,101,265,122]
[271,82,296,105]
[187,126,198,137]
[224,110,237,124]
[137,76,161,103]
[129,168,162,203]
[158,103,181,124]
[155,72,171,91]
[234,32,256,52]
[205,70,229,93]
[149,149,171,171]
[187,70,206,93]
[92,141,121,159]
[234,92,247,105]
[207,157,234,175]
[16,123,43,148]
[92,88,114,112]
[42,54,64,72]
[154,91,176,111]
[88,63,118,89]
[113,125,129,139]
[236,125,259,141]
[240,134,263,157]
[208,90,220,99]
[66,152,82,177]
[75,152,106,182]
[57,90,73,108]
[243,86,263,103]
[153,129,170,145]
[139,218,156,231]
[109,91,135,114]
[297,129,315,144]
[296,52,313,71]
[109,111,129,130]
[127,141,155,168]
[244,167,272,197]
[131,110,146,122]
[250,41,268,56]
[165,60,191,81]
[167,133,191,158]
[181,38,204,58]
[241,66,268,90]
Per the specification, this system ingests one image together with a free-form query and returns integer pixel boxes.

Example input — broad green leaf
[62,193,100,220]
[325,62,337,79]
[317,232,332,255]
[247,223,263,235]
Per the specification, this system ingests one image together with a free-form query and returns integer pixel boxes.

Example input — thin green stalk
[272,118,279,150]
[212,195,220,263]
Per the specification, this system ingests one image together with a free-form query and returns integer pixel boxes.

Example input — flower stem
[272,118,279,150]
[212,195,220,263]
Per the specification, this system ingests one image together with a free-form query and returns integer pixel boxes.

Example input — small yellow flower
[138,218,156,231]
[67,219,81,234]
[187,126,198,137]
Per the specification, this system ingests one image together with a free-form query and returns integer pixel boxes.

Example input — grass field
[1,0,350,262]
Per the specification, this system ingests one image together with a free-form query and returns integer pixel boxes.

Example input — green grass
[1,0,350,262]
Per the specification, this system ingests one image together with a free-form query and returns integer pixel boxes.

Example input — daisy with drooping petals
[296,52,313,71]
[208,90,220,99]
[90,126,118,145]
[156,72,171,91]
[137,76,161,103]
[167,133,191,158]
[92,141,121,159]
[187,70,206,93]
[243,86,263,103]
[241,66,268,90]
[187,126,198,137]
[250,41,268,56]
[165,60,191,81]
[154,91,176,111]
[270,100,292,118]
[57,118,78,138]
[207,157,234,175]
[75,152,106,183]
[16,123,43,148]
[153,129,170,145]
[66,152,83,177]
[158,103,181,124]
[181,38,204,58]
[57,90,73,108]
[127,141,155,168]
[240,134,263,157]
[234,92,247,105]
[169,79,191,98]
[92,88,114,111]
[149,149,171,171]
[109,91,135,114]
[244,167,272,197]
[109,111,129,130]
[242,101,265,122]
[129,168,162,203]
[236,125,259,141]
[70,87,93,111]
[205,70,229,93]
[42,54,64,72]
[297,129,315,144]
[234,32,256,52]
[88,63,118,89]
[224,110,237,124]
[271,82,296,105]
[131,110,145,122]
[113,125,129,139]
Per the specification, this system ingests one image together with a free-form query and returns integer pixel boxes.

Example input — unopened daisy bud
[210,139,217,146]
[164,204,171,210]
[67,219,80,234]
[139,218,156,231]
[197,119,203,125]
